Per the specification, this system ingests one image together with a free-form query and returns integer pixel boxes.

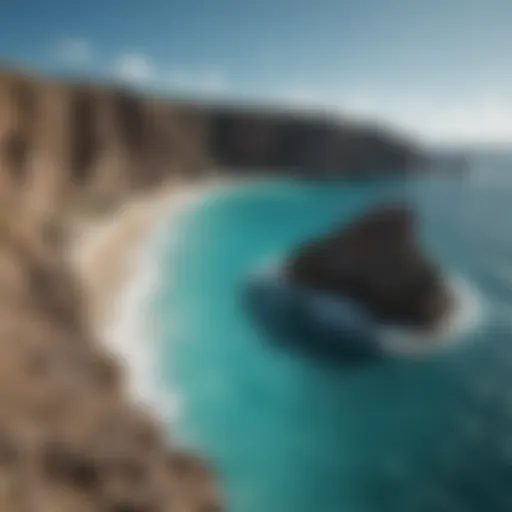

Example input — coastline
[70,172,263,327]
[68,175,237,421]
[70,177,221,327]
[0,176,226,510]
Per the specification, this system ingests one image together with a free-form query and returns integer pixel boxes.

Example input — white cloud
[114,53,155,83]
[56,38,92,64]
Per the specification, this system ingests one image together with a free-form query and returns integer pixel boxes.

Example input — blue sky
[2,0,512,145]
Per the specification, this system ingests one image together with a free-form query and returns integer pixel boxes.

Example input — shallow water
[152,156,512,512]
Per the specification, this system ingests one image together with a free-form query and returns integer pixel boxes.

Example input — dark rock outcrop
[286,203,453,329]
[205,106,423,176]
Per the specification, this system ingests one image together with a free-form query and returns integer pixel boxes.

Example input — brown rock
[0,211,223,511]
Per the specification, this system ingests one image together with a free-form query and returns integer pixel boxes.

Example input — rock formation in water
[286,203,453,329]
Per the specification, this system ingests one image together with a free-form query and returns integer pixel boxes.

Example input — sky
[1,0,512,146]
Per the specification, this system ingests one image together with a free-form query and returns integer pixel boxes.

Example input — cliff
[206,104,423,176]
[0,68,424,220]
[0,210,221,511]
[0,69,211,221]
[0,68,225,511]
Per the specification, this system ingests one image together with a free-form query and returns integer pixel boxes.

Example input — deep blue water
[153,155,512,512]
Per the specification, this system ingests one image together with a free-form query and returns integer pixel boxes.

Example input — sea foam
[101,189,209,424]
[378,274,485,357]
[250,257,485,359]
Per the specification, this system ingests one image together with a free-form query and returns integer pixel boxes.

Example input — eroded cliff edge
[0,67,424,218]
[0,68,227,512]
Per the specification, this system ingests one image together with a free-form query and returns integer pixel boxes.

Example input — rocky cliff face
[0,68,226,511]
[0,212,221,511]
[0,69,214,222]
[0,68,423,219]
[207,106,422,176]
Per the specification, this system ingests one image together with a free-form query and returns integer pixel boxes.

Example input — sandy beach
[69,173,251,330]
[71,180,212,327]
[66,176,238,417]
[71,188,183,329]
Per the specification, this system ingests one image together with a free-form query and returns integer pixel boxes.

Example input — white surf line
[100,189,213,421]
[253,257,485,358]
[378,275,485,358]
[88,180,239,424]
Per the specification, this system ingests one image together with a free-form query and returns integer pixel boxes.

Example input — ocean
[142,153,512,512]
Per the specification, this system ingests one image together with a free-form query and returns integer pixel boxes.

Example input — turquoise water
[153,156,512,512]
